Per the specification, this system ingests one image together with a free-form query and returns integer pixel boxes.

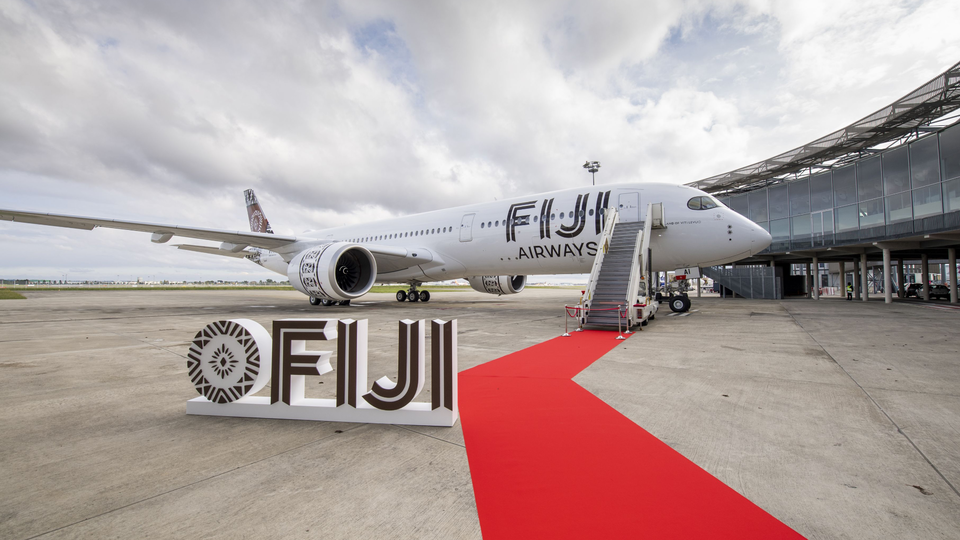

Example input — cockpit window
[687,196,719,210]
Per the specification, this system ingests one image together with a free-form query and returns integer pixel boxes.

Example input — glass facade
[882,146,909,194]
[748,190,768,222]
[858,156,883,201]
[941,123,960,181]
[945,177,960,213]
[718,123,960,252]
[789,178,810,216]
[809,172,832,211]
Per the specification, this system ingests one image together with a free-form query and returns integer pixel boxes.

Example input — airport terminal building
[690,61,960,304]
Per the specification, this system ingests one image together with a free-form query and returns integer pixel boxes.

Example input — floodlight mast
[583,160,600,185]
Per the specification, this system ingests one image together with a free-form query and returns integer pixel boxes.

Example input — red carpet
[459,331,805,539]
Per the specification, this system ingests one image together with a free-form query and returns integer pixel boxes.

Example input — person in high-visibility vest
[846,284,853,300]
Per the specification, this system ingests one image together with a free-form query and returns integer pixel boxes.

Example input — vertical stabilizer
[244,189,274,234]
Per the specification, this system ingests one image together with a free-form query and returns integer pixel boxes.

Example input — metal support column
[697,277,701,298]
[921,254,930,301]
[812,256,819,300]
[854,258,861,300]
[897,259,905,298]
[804,262,811,297]
[883,248,892,304]
[949,248,958,304]
[839,261,846,298]
[861,253,869,301]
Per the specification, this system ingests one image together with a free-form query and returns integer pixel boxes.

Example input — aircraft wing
[0,208,300,251]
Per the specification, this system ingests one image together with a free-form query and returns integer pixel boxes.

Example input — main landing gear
[395,285,430,303]
[308,297,350,307]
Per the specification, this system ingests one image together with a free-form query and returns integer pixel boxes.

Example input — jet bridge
[579,203,665,329]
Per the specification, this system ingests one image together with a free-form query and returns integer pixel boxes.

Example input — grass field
[2,284,581,294]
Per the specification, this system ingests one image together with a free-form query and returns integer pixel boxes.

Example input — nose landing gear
[668,295,691,313]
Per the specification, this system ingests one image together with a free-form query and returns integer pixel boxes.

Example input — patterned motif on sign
[187,320,262,403]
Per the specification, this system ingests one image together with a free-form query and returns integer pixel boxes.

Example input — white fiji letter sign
[185,318,458,427]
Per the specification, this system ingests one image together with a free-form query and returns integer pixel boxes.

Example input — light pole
[583,161,600,185]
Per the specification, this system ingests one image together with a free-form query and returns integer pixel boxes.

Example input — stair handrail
[624,203,659,322]
[582,208,620,312]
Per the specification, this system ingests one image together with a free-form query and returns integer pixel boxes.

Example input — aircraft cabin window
[560,212,564,219]
[588,209,594,216]
[481,222,485,228]
[551,213,555,220]
[579,210,584,217]
[495,220,499,227]
[533,216,538,222]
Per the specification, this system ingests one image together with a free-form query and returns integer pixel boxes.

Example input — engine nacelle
[288,243,377,301]
[467,275,526,295]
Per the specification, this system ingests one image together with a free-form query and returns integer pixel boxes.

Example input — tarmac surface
[1,288,958,539]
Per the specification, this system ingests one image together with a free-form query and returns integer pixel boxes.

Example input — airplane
[0,182,772,313]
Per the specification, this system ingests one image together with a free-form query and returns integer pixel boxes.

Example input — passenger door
[459,213,475,242]
[618,192,640,222]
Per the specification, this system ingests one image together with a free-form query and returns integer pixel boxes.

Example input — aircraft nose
[756,226,772,248]
[749,222,772,254]
[730,211,771,255]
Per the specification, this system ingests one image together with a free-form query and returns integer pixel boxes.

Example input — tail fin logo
[244,189,274,234]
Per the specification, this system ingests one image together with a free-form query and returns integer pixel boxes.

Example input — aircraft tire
[420,290,430,302]
[321,298,335,307]
[338,300,350,306]
[396,290,407,302]
[408,290,420,302]
[669,296,691,313]
[309,297,321,306]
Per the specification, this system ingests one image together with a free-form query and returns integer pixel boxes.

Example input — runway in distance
[0,182,772,306]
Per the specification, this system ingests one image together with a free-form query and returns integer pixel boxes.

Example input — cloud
[1,0,959,280]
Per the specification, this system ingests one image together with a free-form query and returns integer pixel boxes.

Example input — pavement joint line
[394,425,466,448]
[103,330,193,361]
[22,423,368,540]
[781,303,960,501]
[856,385,960,398]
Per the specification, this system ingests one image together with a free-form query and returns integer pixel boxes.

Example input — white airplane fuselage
[1,181,771,302]
[259,182,771,284]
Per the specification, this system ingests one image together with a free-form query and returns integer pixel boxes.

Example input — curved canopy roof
[689,61,960,195]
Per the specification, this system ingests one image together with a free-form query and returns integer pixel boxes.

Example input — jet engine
[467,275,526,295]
[287,243,377,301]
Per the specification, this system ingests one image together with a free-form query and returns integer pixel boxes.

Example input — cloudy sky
[2,0,959,282]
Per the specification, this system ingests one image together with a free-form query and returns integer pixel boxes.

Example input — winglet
[244,189,274,234]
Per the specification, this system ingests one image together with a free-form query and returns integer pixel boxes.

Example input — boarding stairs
[581,204,664,329]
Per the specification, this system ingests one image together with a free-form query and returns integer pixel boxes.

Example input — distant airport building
[688,61,960,303]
